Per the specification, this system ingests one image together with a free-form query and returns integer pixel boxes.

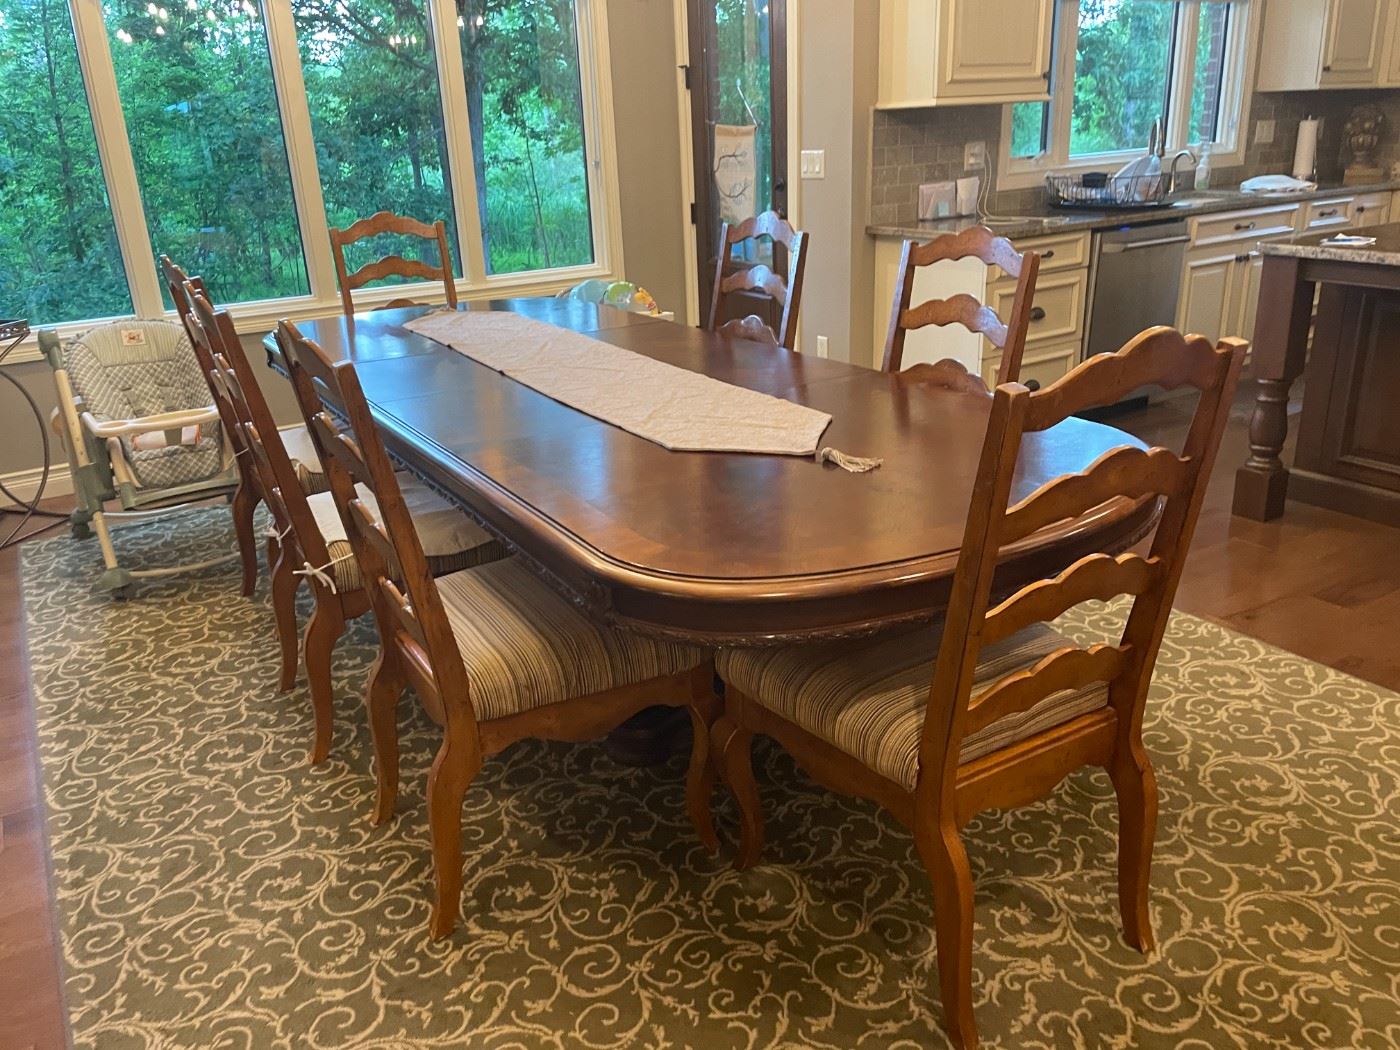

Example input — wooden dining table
[263,298,1156,646]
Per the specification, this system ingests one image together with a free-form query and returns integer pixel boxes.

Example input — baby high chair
[41,319,240,596]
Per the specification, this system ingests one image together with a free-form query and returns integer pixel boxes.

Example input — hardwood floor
[2,380,1396,1047]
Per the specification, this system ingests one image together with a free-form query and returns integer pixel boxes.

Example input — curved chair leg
[230,480,258,597]
[684,673,723,854]
[365,649,405,826]
[916,821,979,1050]
[1108,740,1158,953]
[427,721,481,940]
[302,598,346,765]
[712,714,763,870]
[269,541,300,694]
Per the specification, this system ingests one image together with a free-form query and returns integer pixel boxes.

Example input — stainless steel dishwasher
[1085,219,1190,364]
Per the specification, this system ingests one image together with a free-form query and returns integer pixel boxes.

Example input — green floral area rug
[21,509,1400,1049]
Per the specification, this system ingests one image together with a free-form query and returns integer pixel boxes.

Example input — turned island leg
[1233,255,1315,521]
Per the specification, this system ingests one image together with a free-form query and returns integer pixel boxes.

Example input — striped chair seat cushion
[306,479,505,592]
[279,425,330,494]
[716,623,1109,791]
[436,558,705,723]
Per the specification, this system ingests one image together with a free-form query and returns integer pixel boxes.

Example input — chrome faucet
[1167,150,1198,195]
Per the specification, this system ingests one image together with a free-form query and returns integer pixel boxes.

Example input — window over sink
[1002,0,1253,188]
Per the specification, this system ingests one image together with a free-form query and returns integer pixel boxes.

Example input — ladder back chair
[189,294,501,764]
[329,210,459,317]
[712,326,1247,1050]
[278,321,719,939]
[882,226,1041,388]
[706,211,808,349]
[159,255,260,596]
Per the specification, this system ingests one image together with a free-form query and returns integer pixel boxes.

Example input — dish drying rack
[1045,172,1168,209]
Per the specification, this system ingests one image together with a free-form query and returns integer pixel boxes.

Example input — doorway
[685,0,788,327]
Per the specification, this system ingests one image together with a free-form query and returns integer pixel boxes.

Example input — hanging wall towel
[403,310,881,470]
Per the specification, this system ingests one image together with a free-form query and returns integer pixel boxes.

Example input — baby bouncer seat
[41,319,241,597]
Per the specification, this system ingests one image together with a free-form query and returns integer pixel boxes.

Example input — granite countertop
[866,180,1400,242]
[1262,221,1400,266]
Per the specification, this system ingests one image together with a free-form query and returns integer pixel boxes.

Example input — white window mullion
[261,0,337,304]
[68,0,162,316]
[572,0,624,280]
[428,0,489,285]
[1048,4,1080,168]
[1166,2,1201,153]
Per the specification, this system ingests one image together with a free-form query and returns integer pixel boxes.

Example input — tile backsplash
[870,88,1400,226]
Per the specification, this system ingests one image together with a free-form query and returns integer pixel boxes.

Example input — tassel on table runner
[816,447,883,473]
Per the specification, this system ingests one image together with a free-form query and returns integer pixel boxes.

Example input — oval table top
[266,299,1156,644]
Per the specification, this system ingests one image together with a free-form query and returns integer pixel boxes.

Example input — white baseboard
[0,463,74,506]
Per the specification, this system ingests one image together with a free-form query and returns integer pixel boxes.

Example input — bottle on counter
[1195,144,1212,190]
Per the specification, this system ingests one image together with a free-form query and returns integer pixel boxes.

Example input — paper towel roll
[1292,118,1319,180]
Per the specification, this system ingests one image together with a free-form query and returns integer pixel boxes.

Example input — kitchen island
[1234,223,1400,526]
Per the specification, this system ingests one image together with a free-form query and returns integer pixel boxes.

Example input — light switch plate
[815,335,829,358]
[1255,119,1275,145]
[964,140,987,171]
[800,149,825,179]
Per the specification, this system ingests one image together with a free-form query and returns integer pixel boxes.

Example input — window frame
[5,0,623,361]
[997,0,1259,191]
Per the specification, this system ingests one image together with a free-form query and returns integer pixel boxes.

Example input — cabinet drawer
[981,342,1079,391]
[988,268,1086,350]
[1004,231,1091,277]
[1189,204,1301,247]
[1349,192,1391,227]
[1301,196,1355,232]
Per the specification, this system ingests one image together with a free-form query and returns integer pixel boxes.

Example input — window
[104,0,309,306]
[1004,0,1250,184]
[0,0,132,326]
[0,0,618,338]
[458,0,594,275]
[297,0,462,279]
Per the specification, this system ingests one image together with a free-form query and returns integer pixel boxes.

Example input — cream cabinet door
[1177,249,1239,345]
[1320,0,1385,84]
[938,0,1054,101]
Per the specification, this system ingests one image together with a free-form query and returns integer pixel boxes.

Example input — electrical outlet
[964,140,987,171]
[800,149,825,179]
[1255,119,1275,145]
[815,335,829,358]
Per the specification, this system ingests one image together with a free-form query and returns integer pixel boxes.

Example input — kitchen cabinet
[1257,0,1388,90]
[1384,3,1400,84]
[1176,204,1303,345]
[877,0,1054,108]
[1350,193,1394,227]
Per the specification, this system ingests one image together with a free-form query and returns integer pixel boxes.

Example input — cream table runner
[404,310,877,467]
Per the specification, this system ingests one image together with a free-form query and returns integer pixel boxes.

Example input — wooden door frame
[672,0,801,327]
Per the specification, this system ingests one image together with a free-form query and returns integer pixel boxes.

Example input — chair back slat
[278,320,481,735]
[914,326,1246,806]
[717,263,789,305]
[980,552,1162,648]
[706,210,808,350]
[329,210,458,317]
[898,293,1009,348]
[187,288,333,570]
[882,227,1040,384]
[1002,445,1190,543]
[1025,326,1226,431]
[965,644,1129,737]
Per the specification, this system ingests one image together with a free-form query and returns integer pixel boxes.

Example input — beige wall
[0,0,687,494]
[791,0,879,364]
[606,0,689,320]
